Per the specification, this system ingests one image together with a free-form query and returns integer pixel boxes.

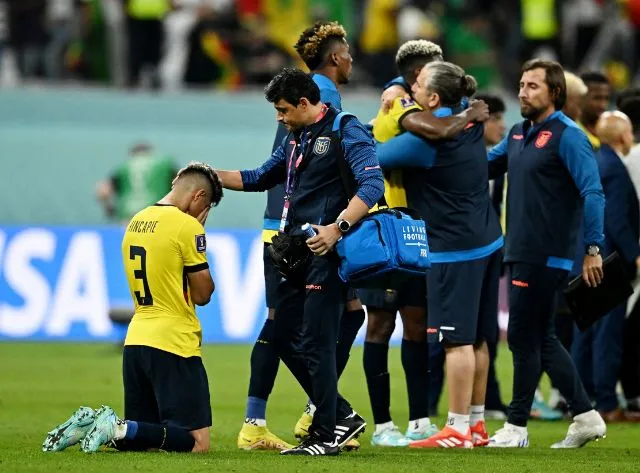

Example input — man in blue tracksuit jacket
[245,21,366,450]
[571,111,640,422]
[486,59,607,448]
[216,68,384,456]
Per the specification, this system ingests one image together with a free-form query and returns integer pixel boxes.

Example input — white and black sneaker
[335,411,366,448]
[280,438,340,456]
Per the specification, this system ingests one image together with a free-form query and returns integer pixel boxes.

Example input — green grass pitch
[1,343,639,472]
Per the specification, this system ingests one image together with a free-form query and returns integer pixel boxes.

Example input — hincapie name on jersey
[127,220,159,234]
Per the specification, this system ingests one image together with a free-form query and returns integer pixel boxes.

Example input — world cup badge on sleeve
[195,234,207,253]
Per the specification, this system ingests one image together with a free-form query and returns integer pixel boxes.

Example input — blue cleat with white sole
[405,423,439,441]
[81,406,121,453]
[43,406,96,452]
[530,399,563,421]
[371,426,410,447]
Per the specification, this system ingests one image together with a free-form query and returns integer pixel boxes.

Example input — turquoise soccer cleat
[404,423,439,441]
[43,406,97,452]
[530,399,563,421]
[81,406,120,453]
[371,426,410,447]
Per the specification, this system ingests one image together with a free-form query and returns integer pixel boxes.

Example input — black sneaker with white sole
[280,438,340,456]
[335,411,366,448]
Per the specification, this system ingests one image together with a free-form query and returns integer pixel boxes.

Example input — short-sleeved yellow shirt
[122,204,209,358]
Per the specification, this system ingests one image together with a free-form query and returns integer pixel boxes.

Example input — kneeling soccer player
[43,163,223,453]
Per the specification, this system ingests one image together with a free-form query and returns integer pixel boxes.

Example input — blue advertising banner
[0,226,269,343]
[0,226,509,343]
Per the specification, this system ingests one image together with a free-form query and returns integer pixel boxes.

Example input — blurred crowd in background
[1,0,640,93]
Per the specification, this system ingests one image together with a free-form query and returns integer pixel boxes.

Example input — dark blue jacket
[263,74,342,232]
[376,107,503,263]
[241,106,384,228]
[488,111,605,270]
[573,144,640,275]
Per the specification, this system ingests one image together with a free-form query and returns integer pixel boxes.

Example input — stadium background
[1,1,640,471]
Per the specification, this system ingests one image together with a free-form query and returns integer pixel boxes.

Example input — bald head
[596,111,634,156]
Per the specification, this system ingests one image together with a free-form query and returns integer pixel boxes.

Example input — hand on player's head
[173,162,223,222]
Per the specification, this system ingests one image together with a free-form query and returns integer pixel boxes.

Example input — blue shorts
[427,250,501,345]
[357,275,426,312]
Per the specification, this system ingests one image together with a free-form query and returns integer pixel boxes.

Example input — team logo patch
[400,97,416,108]
[313,137,331,156]
[535,130,553,148]
[195,234,206,253]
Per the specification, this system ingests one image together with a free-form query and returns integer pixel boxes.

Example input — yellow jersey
[579,122,601,150]
[122,204,209,358]
[372,96,422,209]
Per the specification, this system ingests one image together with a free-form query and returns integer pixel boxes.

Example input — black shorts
[427,250,502,345]
[357,275,426,312]
[122,345,212,430]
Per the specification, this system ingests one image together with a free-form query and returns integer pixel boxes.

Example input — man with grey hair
[361,38,443,448]
[572,111,640,423]
[616,95,640,421]
[376,61,503,448]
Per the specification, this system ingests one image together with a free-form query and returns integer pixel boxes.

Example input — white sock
[470,405,485,426]
[114,420,128,441]
[407,417,431,433]
[446,412,470,436]
[374,421,395,434]
[307,402,316,416]
[245,417,267,427]
[534,388,544,403]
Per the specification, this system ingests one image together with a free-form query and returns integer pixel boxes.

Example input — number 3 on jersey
[130,245,153,305]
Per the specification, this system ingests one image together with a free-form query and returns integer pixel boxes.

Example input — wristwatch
[586,244,601,257]
[336,218,351,234]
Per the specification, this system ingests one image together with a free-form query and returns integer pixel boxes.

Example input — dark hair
[264,67,321,106]
[474,94,506,115]
[176,162,223,207]
[616,86,640,109]
[580,71,610,86]
[619,97,640,135]
[395,40,444,82]
[423,61,477,107]
[522,58,566,110]
[294,21,348,71]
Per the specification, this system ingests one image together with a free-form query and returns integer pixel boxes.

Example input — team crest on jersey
[535,130,553,148]
[195,234,206,253]
[313,137,331,156]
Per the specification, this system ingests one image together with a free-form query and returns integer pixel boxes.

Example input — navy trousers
[571,303,626,412]
[273,253,352,441]
[506,263,592,426]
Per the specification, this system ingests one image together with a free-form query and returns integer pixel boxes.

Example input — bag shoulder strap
[332,111,357,198]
